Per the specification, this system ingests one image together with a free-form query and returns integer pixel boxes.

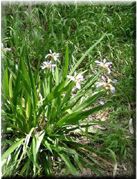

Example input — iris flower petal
[95,59,112,74]
[45,50,59,61]
[95,60,101,64]
[105,62,112,66]
[7,48,11,51]
[41,61,56,70]
[67,72,84,90]
[101,76,106,81]
[111,86,115,93]
[67,75,74,81]
[98,100,105,105]
[103,58,106,63]
[96,83,102,88]
[76,82,81,89]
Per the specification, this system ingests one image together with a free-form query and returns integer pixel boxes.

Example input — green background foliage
[1,2,135,177]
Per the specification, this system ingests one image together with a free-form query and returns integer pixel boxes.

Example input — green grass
[1,2,135,177]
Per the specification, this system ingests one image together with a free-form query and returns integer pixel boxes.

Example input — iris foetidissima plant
[2,35,121,177]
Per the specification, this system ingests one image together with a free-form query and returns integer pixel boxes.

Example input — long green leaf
[73,91,104,112]
[70,33,106,75]
[26,96,32,120]
[35,131,45,153]
[61,88,92,113]
[2,68,9,98]
[1,138,25,161]
[82,69,103,91]
[9,74,13,100]
[79,120,124,130]
[12,58,22,106]
[63,44,69,79]
[19,162,29,176]
[37,80,69,119]
[42,153,54,176]
[42,139,53,154]
[62,147,83,172]
[55,66,59,85]
[32,137,37,175]
[62,140,106,158]
[24,43,37,123]
[55,102,114,128]
[79,157,104,176]
[67,103,115,125]
[58,153,79,176]
[55,81,75,117]
[20,56,30,85]
[16,128,35,168]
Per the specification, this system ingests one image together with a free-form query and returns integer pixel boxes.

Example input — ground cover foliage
[1,1,136,178]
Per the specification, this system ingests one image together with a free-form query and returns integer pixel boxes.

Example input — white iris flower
[45,50,59,62]
[95,58,112,74]
[96,76,117,93]
[67,71,84,89]
[41,61,56,71]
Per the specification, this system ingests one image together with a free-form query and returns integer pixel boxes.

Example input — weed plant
[1,2,135,177]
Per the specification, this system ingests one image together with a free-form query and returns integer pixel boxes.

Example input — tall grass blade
[63,44,69,79]
[55,102,114,128]
[1,138,25,161]
[2,68,9,98]
[70,33,106,75]
[58,153,79,176]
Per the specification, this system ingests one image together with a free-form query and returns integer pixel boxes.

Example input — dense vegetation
[1,2,135,178]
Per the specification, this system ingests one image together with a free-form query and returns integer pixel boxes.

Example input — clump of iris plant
[2,38,120,177]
